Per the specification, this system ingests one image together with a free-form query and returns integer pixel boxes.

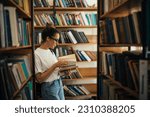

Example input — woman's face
[47,33,60,49]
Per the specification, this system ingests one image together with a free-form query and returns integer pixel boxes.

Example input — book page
[58,54,76,67]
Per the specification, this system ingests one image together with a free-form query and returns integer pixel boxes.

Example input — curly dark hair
[41,23,60,43]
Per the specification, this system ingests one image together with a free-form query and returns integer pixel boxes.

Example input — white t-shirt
[35,48,60,83]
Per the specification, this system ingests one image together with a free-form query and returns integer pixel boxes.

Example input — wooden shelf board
[12,76,32,99]
[65,93,96,100]
[99,44,142,47]
[77,60,97,63]
[62,77,97,85]
[58,42,96,46]
[8,0,31,19]
[0,45,32,52]
[35,25,97,29]
[101,0,141,18]
[79,68,97,77]
[34,7,97,11]
[59,66,78,72]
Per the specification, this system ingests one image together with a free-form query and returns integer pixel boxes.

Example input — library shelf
[101,0,142,19]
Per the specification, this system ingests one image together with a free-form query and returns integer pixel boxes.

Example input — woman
[34,24,68,100]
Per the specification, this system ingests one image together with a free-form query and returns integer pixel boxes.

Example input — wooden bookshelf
[101,0,142,19]
[62,77,96,85]
[12,76,33,99]
[65,93,96,100]
[0,0,33,100]
[8,0,31,19]
[33,0,97,100]
[34,7,97,11]
[98,0,143,99]
[35,26,97,29]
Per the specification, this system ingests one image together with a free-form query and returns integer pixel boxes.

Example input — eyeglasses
[49,36,59,42]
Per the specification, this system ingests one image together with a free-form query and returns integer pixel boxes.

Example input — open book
[58,54,76,67]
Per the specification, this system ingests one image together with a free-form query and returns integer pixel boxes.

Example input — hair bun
[46,23,55,28]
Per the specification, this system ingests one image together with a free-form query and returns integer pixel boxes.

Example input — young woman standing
[35,25,68,100]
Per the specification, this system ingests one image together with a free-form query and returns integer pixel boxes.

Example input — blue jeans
[41,79,65,100]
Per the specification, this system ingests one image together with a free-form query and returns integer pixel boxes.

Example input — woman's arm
[36,60,68,83]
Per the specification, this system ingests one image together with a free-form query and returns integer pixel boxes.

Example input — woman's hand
[55,60,68,67]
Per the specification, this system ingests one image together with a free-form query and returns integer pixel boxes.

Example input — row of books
[0,54,32,100]
[100,11,142,44]
[100,0,127,15]
[0,4,31,48]
[35,30,89,44]
[64,85,90,97]
[33,0,93,8]
[13,0,30,15]
[61,67,91,97]
[14,82,33,100]
[34,13,97,26]
[101,78,138,100]
[74,50,97,62]
[99,51,142,91]
[55,47,74,57]
[60,30,89,44]
[60,68,82,79]
[33,0,53,7]
[55,46,97,62]
[55,0,91,8]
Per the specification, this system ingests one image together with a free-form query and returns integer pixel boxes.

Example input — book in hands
[58,54,76,68]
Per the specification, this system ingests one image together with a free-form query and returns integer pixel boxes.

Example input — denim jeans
[41,79,65,100]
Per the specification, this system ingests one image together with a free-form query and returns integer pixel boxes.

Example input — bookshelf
[0,0,33,100]
[100,0,141,19]
[33,0,97,100]
[98,0,149,100]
